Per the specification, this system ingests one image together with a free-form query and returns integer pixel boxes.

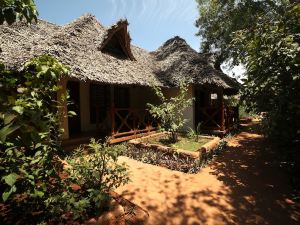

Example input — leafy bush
[0,56,70,223]
[45,139,129,221]
[0,56,129,223]
[234,3,300,146]
[147,82,193,143]
[196,0,299,161]
[238,102,257,119]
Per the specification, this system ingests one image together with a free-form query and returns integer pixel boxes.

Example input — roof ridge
[36,18,61,27]
[63,13,106,29]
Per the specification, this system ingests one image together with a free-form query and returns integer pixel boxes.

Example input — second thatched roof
[152,36,240,94]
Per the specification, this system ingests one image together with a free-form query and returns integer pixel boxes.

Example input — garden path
[116,122,300,225]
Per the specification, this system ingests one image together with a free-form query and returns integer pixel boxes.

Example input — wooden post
[221,104,225,131]
[220,90,225,131]
[110,85,115,136]
[96,106,99,129]
[111,107,115,135]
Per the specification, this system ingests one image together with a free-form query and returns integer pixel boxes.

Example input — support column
[220,89,225,131]
[57,78,69,140]
[110,85,115,135]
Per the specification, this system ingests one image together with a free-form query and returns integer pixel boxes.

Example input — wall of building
[59,81,160,140]
[162,85,195,132]
[129,86,160,109]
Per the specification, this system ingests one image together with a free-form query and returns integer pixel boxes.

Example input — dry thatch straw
[0,14,239,93]
[151,36,240,94]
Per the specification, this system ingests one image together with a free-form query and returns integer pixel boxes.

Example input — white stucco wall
[162,85,195,132]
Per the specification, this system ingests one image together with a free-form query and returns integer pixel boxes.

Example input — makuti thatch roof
[151,36,240,94]
[0,14,239,92]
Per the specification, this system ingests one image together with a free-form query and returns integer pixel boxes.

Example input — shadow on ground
[117,122,300,225]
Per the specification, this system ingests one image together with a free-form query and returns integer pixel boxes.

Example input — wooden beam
[220,101,225,131]
[109,131,157,144]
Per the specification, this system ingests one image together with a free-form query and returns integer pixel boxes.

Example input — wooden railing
[198,106,224,130]
[109,107,157,143]
[198,106,239,131]
[225,106,239,129]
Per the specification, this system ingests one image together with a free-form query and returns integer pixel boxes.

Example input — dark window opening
[90,84,111,124]
[67,81,81,136]
[114,86,130,108]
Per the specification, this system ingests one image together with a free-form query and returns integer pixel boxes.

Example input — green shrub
[45,139,129,221]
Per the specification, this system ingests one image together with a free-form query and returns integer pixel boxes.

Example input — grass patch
[146,136,210,152]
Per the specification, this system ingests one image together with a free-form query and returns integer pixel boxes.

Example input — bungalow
[0,14,240,144]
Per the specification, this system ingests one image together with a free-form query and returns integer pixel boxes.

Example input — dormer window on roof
[100,20,136,61]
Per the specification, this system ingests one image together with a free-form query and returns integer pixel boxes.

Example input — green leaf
[68,111,77,116]
[36,100,42,107]
[4,113,17,125]
[12,106,24,114]
[2,185,17,202]
[3,173,18,187]
[0,124,20,142]
[33,189,44,198]
[2,191,11,202]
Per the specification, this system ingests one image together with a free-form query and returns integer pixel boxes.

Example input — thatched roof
[151,36,240,94]
[0,14,239,92]
[0,14,161,86]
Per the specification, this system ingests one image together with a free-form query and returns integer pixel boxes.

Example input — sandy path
[116,123,300,225]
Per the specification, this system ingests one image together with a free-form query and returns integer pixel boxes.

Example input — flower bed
[123,132,222,174]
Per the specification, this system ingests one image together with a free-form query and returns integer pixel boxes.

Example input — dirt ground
[116,123,300,225]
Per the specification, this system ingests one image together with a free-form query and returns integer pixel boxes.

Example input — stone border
[129,132,220,161]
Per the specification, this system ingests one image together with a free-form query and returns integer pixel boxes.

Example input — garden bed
[123,132,223,174]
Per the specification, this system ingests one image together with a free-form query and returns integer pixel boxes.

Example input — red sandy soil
[116,123,300,225]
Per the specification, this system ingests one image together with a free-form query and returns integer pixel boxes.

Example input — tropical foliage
[196,0,300,187]
[196,0,300,144]
[0,55,69,222]
[0,56,129,223]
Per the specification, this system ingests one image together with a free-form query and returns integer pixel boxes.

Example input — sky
[35,0,200,51]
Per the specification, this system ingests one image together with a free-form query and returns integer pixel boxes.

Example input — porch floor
[202,123,239,137]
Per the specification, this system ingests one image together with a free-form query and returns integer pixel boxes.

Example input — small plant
[187,123,202,141]
[147,82,194,143]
